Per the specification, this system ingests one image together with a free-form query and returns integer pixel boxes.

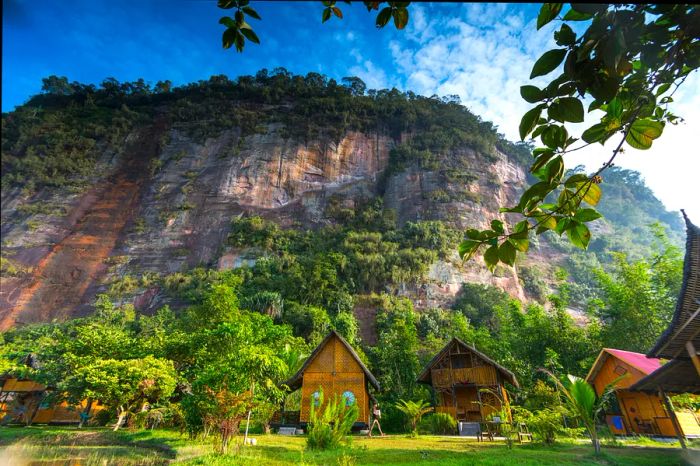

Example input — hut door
[621,396,642,433]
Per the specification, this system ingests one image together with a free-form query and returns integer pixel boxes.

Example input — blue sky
[3,1,699,219]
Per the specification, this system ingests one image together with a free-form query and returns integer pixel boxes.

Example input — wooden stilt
[660,388,687,449]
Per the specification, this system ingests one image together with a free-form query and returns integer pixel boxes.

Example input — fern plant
[395,399,432,433]
[306,388,359,450]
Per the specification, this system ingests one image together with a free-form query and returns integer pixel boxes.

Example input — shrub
[307,389,359,451]
[419,412,457,435]
[513,406,567,444]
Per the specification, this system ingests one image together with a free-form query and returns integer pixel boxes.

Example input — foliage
[513,406,568,445]
[306,389,359,451]
[589,232,682,352]
[542,371,621,454]
[203,386,253,452]
[418,412,457,435]
[395,399,432,433]
[460,3,699,269]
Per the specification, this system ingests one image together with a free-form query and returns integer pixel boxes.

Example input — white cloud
[387,4,700,220]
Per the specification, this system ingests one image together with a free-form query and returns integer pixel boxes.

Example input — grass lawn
[0,426,692,466]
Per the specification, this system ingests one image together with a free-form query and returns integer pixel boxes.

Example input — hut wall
[592,357,700,436]
[592,357,646,394]
[431,366,498,388]
[300,336,368,424]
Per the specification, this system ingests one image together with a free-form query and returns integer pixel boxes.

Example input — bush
[307,389,359,451]
[513,406,567,444]
[418,412,457,435]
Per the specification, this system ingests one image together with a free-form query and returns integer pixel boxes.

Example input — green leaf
[530,49,567,79]
[242,6,261,20]
[459,240,480,261]
[541,125,568,149]
[491,219,504,234]
[322,8,332,22]
[543,155,564,183]
[465,229,481,240]
[554,24,576,46]
[499,206,523,214]
[626,119,664,150]
[520,85,543,104]
[393,8,409,29]
[483,245,500,271]
[564,173,589,188]
[606,98,623,119]
[222,28,237,49]
[219,16,236,28]
[574,208,602,222]
[534,214,557,232]
[567,223,591,249]
[519,106,543,140]
[554,217,572,235]
[537,3,562,30]
[240,27,260,44]
[562,8,593,21]
[218,0,236,9]
[376,7,392,28]
[530,150,556,174]
[655,82,671,97]
[581,123,609,144]
[548,97,584,123]
[498,241,517,266]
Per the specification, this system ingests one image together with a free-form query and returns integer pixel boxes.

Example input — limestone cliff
[1,116,530,327]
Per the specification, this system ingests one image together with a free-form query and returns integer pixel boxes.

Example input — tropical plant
[420,412,457,435]
[541,370,622,454]
[395,399,432,433]
[306,388,359,450]
[203,386,254,453]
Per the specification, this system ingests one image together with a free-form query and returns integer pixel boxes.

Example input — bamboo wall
[300,335,368,424]
[431,366,497,388]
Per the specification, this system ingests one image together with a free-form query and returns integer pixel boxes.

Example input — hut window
[312,391,321,407]
[613,365,627,376]
[342,391,356,406]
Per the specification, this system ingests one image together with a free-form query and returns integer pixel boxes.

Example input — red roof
[605,348,662,375]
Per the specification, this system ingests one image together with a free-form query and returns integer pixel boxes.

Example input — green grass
[0,427,689,466]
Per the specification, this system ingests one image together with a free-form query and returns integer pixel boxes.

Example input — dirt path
[0,120,166,330]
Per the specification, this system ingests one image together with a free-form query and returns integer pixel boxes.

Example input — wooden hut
[283,330,379,426]
[629,212,700,446]
[586,348,699,437]
[0,376,100,425]
[0,355,103,425]
[417,338,518,422]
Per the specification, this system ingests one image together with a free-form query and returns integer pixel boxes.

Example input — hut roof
[586,348,662,384]
[283,330,380,391]
[648,212,700,360]
[416,338,519,388]
[630,358,700,394]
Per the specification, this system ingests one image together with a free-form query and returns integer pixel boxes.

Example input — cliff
[0,74,683,328]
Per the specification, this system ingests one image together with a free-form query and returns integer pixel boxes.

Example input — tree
[64,355,177,431]
[541,371,621,454]
[590,230,682,352]
[215,2,699,267]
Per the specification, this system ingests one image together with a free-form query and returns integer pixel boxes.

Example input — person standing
[368,402,385,437]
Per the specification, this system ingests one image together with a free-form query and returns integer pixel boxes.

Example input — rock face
[0,120,529,328]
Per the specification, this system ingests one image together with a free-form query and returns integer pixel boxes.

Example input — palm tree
[540,370,622,454]
[395,399,432,433]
